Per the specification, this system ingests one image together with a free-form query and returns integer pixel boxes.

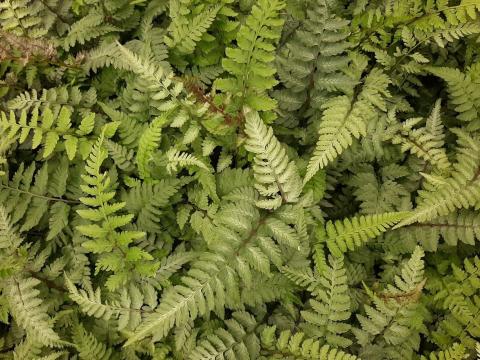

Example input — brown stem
[185,81,243,125]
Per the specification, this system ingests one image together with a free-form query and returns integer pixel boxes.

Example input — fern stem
[410,223,480,229]
[235,217,266,256]
[0,184,80,204]
[38,0,71,25]
[27,270,66,292]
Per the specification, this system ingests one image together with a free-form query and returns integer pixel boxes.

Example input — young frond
[165,5,221,55]
[384,246,426,297]
[136,112,170,180]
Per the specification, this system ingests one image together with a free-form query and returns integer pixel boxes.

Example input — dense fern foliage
[1,0,480,358]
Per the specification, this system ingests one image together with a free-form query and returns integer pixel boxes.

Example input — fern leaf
[124,254,225,346]
[165,5,221,55]
[215,0,285,115]
[305,68,391,183]
[323,212,410,257]
[5,277,60,345]
[244,108,302,209]
[73,323,112,360]
[165,149,208,174]
[260,327,359,359]
[427,65,480,126]
[301,255,352,348]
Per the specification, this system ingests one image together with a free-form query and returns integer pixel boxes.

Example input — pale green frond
[244,108,302,209]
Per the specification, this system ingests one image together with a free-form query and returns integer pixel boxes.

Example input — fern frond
[0,0,58,38]
[305,68,391,183]
[165,5,221,55]
[215,0,285,115]
[5,277,60,346]
[76,132,158,290]
[244,108,302,209]
[72,323,112,360]
[124,253,225,346]
[427,65,480,128]
[397,129,480,227]
[392,99,450,170]
[136,112,170,180]
[65,275,117,320]
[301,255,352,348]
[188,311,259,360]
[0,107,95,160]
[165,148,209,174]
[353,248,426,357]
[63,13,120,51]
[420,343,467,360]
[323,212,409,257]
[123,179,180,233]
[260,327,359,359]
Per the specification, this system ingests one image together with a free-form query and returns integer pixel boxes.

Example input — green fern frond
[397,129,480,227]
[0,0,59,38]
[165,148,209,174]
[391,99,450,170]
[0,107,95,160]
[136,112,171,180]
[165,5,221,55]
[72,323,112,360]
[305,68,391,183]
[0,160,73,234]
[274,0,351,123]
[76,132,158,290]
[420,343,467,360]
[65,275,118,321]
[301,255,352,348]
[63,13,121,51]
[188,311,259,360]
[427,64,480,129]
[322,212,409,257]
[5,277,60,346]
[244,108,302,209]
[215,0,285,116]
[124,253,225,346]
[260,327,359,359]
[123,179,180,233]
